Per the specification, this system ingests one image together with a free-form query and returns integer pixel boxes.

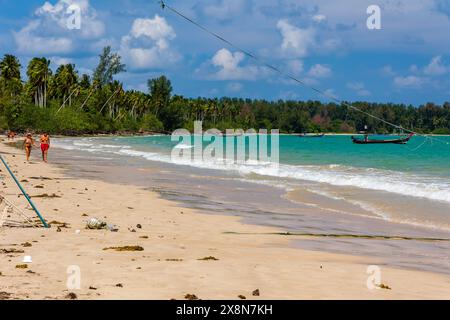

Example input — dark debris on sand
[103,246,144,252]
[0,292,12,300]
[31,193,61,198]
[184,294,199,300]
[197,256,219,261]
[49,221,70,228]
[1,248,24,254]
[165,258,183,262]
[65,292,78,300]
[377,283,392,290]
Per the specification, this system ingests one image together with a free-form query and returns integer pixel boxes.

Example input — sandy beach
[1,140,449,300]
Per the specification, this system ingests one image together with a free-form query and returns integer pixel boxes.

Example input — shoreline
[4,132,450,139]
[1,141,450,299]
[48,137,450,275]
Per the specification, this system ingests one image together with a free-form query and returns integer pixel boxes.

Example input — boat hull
[351,133,414,145]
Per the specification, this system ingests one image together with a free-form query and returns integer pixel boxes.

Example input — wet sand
[1,140,450,299]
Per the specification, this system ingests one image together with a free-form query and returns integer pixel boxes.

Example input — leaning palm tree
[99,80,124,118]
[125,90,141,120]
[54,64,78,105]
[52,64,79,109]
[26,57,51,108]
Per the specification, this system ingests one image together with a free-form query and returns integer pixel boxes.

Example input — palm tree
[27,57,51,108]
[99,80,124,117]
[126,90,148,119]
[52,64,78,107]
[0,54,22,97]
[148,75,172,116]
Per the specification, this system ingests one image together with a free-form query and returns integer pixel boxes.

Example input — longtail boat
[351,133,414,144]
[298,133,325,138]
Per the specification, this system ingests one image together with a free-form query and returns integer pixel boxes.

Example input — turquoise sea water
[53,134,450,229]
[114,134,450,177]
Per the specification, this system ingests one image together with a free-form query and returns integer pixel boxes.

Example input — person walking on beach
[39,133,50,163]
[23,133,38,162]
[7,130,16,140]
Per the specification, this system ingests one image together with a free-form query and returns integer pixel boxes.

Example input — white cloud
[120,15,180,70]
[347,82,371,96]
[14,21,73,54]
[394,75,425,88]
[307,64,331,78]
[13,0,104,55]
[386,56,448,91]
[254,0,450,55]
[287,59,304,75]
[36,0,104,39]
[202,0,246,20]
[51,56,73,66]
[312,14,327,23]
[130,17,175,46]
[409,64,419,73]
[301,77,320,86]
[381,65,396,77]
[212,49,243,71]
[208,48,263,80]
[277,19,315,58]
[386,55,448,91]
[423,55,448,75]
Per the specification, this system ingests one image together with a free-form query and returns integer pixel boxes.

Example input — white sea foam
[174,144,194,149]
[52,138,450,204]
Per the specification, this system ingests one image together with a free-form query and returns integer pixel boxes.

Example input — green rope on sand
[0,155,49,228]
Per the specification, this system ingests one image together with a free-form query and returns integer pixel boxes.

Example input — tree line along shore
[0,46,449,136]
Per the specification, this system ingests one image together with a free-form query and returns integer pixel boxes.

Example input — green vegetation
[0,47,449,135]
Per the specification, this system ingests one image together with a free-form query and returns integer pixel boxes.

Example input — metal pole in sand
[0,155,49,228]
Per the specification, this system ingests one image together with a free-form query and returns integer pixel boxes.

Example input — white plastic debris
[86,217,106,229]
[86,217,118,231]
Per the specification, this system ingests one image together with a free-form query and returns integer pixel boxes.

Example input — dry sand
[0,140,449,300]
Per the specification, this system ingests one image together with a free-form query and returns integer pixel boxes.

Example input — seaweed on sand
[223,232,450,242]
[0,292,12,300]
[65,292,77,299]
[31,193,61,198]
[49,220,70,228]
[377,283,392,290]
[103,246,144,252]
[1,248,24,254]
[197,256,219,261]
[165,258,183,261]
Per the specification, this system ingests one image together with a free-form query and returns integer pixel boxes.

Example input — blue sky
[1,0,450,106]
